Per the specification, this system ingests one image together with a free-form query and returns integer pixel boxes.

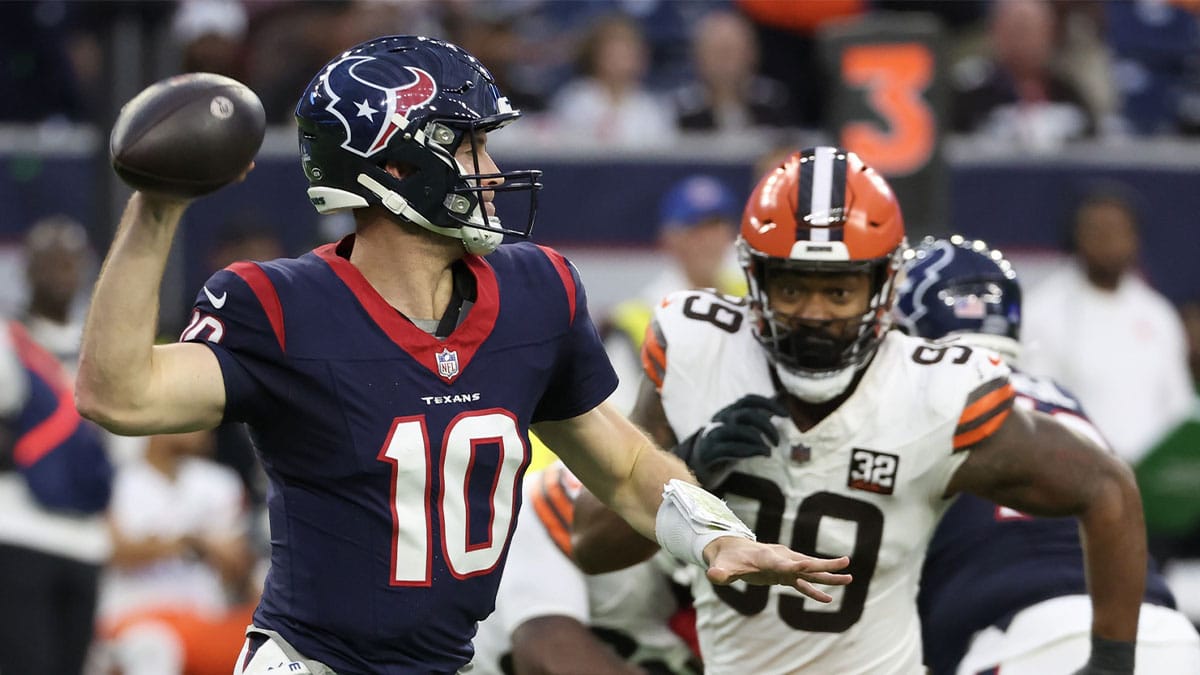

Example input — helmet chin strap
[774,362,858,403]
[356,174,502,255]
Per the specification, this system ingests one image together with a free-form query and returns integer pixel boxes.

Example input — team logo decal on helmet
[895,235,1023,359]
[295,35,543,255]
[320,58,438,157]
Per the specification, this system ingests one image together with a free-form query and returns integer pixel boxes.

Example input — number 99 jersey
[642,289,1014,675]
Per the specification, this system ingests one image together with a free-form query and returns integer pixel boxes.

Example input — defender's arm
[947,405,1145,643]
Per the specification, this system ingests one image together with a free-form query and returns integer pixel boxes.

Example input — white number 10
[377,410,526,585]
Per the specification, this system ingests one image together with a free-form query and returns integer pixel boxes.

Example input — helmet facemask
[737,146,908,401]
[742,244,904,385]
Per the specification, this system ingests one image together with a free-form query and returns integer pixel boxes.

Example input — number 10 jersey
[644,290,1013,675]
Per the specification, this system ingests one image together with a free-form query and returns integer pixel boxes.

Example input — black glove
[672,394,789,487]
[1071,636,1136,675]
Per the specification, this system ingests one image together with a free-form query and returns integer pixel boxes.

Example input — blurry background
[2,0,1198,330]
[3,1,1200,670]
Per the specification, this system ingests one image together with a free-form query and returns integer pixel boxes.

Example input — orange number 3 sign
[841,43,935,177]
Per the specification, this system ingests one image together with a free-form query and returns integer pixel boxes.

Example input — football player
[75,36,851,674]
[472,461,701,675]
[897,236,1200,674]
[572,147,1147,674]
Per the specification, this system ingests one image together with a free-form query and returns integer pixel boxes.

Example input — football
[110,72,266,198]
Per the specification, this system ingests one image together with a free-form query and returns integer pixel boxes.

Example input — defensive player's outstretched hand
[703,536,852,602]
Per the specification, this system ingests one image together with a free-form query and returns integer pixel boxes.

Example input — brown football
[110,72,266,198]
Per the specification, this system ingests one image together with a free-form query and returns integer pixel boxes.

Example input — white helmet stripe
[808,146,835,240]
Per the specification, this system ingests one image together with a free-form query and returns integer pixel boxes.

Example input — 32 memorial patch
[847,448,899,495]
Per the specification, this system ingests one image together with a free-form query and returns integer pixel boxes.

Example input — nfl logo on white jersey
[436,348,459,379]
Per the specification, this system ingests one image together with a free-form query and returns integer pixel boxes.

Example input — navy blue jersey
[181,237,617,674]
[918,369,1176,675]
[5,322,111,514]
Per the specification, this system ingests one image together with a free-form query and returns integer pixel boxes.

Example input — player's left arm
[946,405,1145,645]
[535,401,851,598]
[570,376,677,574]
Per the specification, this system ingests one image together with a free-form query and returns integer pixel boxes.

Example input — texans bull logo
[321,56,438,158]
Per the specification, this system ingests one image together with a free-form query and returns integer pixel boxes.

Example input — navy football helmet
[296,35,542,254]
[894,235,1022,359]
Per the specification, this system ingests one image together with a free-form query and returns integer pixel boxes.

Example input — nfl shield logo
[436,348,459,379]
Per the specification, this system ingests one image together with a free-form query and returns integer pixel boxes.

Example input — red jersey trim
[536,245,576,325]
[313,237,500,385]
[228,262,287,353]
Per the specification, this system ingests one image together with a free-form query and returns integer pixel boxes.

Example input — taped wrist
[1086,636,1135,675]
[655,479,754,568]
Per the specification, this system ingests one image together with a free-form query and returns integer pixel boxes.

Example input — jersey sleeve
[916,340,1015,496]
[532,248,618,422]
[179,263,287,425]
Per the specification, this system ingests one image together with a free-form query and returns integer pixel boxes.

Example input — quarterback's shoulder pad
[181,261,287,355]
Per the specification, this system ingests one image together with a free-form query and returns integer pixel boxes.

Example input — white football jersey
[472,463,699,675]
[644,290,1013,675]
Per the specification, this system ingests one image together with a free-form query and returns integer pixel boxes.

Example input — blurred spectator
[1140,297,1200,627]
[1050,0,1121,135]
[1107,0,1200,136]
[0,319,112,675]
[95,429,253,674]
[1135,298,1200,564]
[672,9,793,133]
[209,214,286,272]
[735,0,866,128]
[602,175,744,413]
[1022,185,1193,464]
[98,429,253,624]
[447,5,550,114]
[22,214,93,373]
[243,0,446,123]
[548,13,676,147]
[172,0,248,78]
[0,1,87,122]
[94,598,258,675]
[950,0,1097,150]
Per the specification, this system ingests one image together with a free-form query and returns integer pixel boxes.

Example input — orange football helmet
[738,146,907,382]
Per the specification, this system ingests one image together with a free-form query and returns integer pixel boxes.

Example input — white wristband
[655,479,755,568]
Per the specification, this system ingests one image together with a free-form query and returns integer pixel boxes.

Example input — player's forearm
[1079,459,1146,642]
[76,193,186,430]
